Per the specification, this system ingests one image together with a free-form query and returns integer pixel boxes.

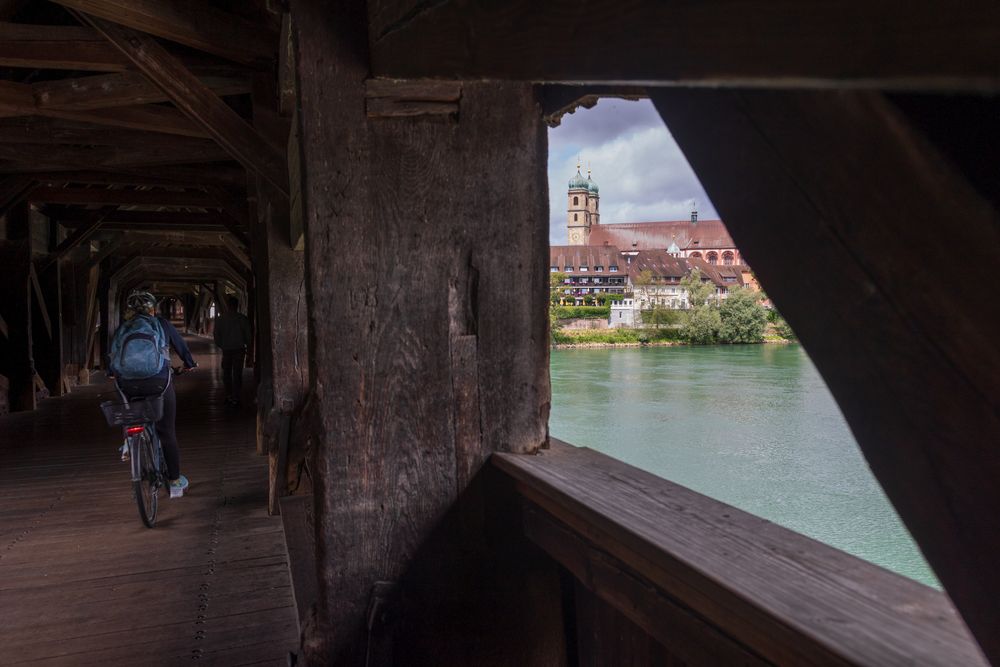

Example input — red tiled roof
[588,219,735,251]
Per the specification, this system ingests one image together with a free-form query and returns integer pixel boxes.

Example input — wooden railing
[493,440,987,666]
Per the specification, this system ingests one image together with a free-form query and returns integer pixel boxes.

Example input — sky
[547,98,718,246]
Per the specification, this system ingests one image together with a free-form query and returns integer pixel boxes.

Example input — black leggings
[118,377,179,480]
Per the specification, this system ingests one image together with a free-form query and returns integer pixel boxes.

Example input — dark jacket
[214,311,251,351]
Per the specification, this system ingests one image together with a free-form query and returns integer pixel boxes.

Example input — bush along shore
[551,282,797,348]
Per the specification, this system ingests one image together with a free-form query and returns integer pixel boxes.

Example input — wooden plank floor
[0,337,298,666]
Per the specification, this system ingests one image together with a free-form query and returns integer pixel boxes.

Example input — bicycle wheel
[132,429,159,528]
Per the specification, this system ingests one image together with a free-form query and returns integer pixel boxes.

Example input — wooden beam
[648,87,1000,665]
[495,442,988,667]
[0,117,195,148]
[58,209,233,226]
[40,206,115,272]
[50,0,277,65]
[0,174,34,218]
[28,263,52,340]
[0,140,231,171]
[0,311,7,339]
[369,1,1000,91]
[28,184,220,208]
[35,104,209,138]
[0,22,257,74]
[0,80,35,115]
[30,166,245,189]
[33,72,251,112]
[83,233,123,269]
[85,16,289,197]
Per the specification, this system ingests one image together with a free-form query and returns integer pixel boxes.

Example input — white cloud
[547,99,717,245]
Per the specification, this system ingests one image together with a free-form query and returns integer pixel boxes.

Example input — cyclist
[109,291,197,496]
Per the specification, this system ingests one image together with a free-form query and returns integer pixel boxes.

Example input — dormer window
[594,265,603,272]
[565,266,573,271]
[609,265,619,272]
[550,266,559,272]
[580,266,588,272]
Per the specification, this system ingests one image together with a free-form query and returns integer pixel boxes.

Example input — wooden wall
[291,0,559,663]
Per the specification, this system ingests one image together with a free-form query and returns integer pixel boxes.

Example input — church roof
[568,170,589,191]
[588,219,735,251]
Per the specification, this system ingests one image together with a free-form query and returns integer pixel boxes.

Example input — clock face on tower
[570,231,581,243]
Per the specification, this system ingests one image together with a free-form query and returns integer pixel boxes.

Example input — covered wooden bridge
[1,1,999,665]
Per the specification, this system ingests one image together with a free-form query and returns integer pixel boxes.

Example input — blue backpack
[110,314,169,380]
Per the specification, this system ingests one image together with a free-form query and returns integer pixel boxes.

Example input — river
[549,344,938,587]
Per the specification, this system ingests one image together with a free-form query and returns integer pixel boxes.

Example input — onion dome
[586,168,599,194]
[568,169,589,190]
[667,240,680,254]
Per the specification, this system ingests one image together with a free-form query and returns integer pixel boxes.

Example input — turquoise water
[549,344,939,587]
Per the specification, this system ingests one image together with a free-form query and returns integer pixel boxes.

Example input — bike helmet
[126,290,157,313]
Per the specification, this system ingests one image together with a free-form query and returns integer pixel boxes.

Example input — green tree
[680,268,713,308]
[682,306,721,344]
[718,287,767,343]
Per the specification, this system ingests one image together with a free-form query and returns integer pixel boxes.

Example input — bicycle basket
[100,396,164,427]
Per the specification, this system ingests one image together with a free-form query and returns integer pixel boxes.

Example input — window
[723,276,737,283]
[610,265,619,272]
[573,213,578,221]
[550,266,559,272]
[707,251,719,265]
[723,251,735,266]
[573,196,579,206]
[690,251,702,259]
[565,266,573,271]
[580,266,588,272]
[595,265,603,272]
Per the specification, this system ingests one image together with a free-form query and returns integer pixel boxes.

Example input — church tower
[567,163,592,245]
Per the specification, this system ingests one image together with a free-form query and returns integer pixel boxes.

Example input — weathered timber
[39,206,115,272]
[33,72,251,111]
[86,16,290,197]
[0,22,253,73]
[0,239,34,411]
[369,1,1000,91]
[279,493,318,630]
[51,0,278,65]
[365,79,461,119]
[250,75,308,514]
[35,104,208,138]
[31,166,245,188]
[31,259,63,395]
[0,174,33,218]
[28,185,220,208]
[293,0,557,663]
[495,441,988,667]
[0,118,200,149]
[648,88,1000,665]
[0,80,34,114]
[0,140,230,171]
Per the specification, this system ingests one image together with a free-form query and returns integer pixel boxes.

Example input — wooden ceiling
[0,0,287,292]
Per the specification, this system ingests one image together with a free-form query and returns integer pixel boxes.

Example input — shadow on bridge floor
[0,336,297,666]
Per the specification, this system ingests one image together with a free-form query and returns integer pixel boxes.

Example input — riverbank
[552,327,794,348]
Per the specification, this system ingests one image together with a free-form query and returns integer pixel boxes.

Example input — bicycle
[99,367,190,528]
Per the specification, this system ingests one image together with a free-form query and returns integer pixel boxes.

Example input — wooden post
[250,68,309,511]
[0,241,34,411]
[33,257,63,396]
[292,1,559,664]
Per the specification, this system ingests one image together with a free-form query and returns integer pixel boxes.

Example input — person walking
[213,296,251,407]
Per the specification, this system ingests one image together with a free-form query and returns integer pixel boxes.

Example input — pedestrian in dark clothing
[214,296,251,407]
